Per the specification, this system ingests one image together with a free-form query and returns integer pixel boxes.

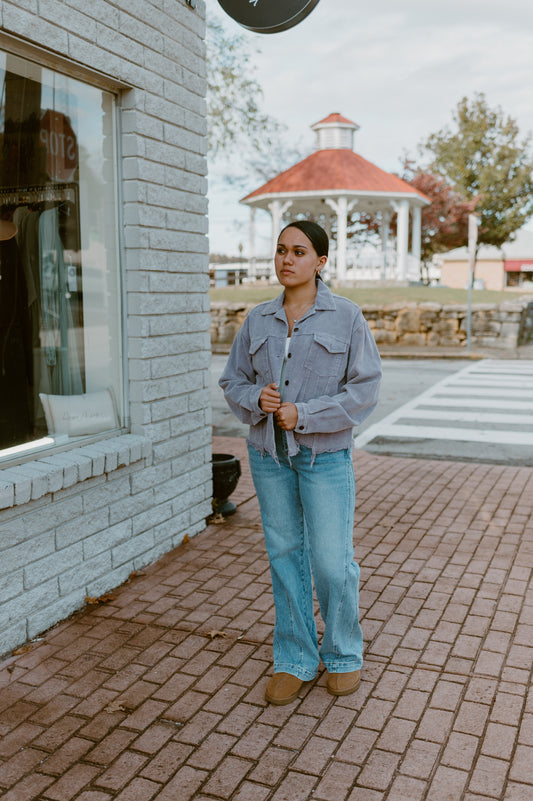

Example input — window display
[0,52,122,458]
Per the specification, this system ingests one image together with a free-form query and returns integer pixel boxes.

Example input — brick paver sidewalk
[1,436,533,801]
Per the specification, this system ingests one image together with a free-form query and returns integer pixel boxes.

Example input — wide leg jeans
[248,443,363,681]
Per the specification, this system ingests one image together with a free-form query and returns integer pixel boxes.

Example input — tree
[205,18,289,160]
[206,17,273,157]
[423,93,533,249]
[206,17,304,187]
[345,159,475,282]
[402,161,477,282]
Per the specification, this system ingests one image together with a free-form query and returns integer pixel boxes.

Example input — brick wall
[0,0,212,656]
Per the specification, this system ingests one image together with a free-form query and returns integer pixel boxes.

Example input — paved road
[211,355,533,466]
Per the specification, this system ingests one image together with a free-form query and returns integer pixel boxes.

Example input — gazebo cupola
[311,112,360,151]
[241,113,430,283]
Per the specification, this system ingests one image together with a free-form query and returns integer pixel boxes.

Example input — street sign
[217,0,321,33]
[39,110,78,183]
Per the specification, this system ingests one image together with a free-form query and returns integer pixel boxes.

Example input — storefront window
[506,271,533,288]
[0,52,122,460]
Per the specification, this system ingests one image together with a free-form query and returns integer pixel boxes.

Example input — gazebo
[241,113,430,282]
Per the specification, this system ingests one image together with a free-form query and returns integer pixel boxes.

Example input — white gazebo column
[323,210,332,241]
[411,205,422,279]
[268,199,293,258]
[380,209,392,280]
[395,198,410,282]
[336,197,348,281]
[323,211,333,279]
[248,206,256,279]
[326,197,357,282]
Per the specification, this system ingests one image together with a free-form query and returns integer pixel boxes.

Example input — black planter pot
[212,453,241,516]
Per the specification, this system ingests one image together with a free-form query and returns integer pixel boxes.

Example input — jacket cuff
[294,403,308,433]
[250,388,267,425]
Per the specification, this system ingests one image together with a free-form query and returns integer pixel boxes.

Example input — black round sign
[217,0,321,33]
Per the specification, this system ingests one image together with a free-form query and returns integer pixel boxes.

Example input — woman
[219,220,382,705]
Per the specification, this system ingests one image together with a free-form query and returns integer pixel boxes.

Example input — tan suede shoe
[265,672,304,705]
[326,670,361,696]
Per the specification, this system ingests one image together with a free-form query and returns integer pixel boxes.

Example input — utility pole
[466,213,478,354]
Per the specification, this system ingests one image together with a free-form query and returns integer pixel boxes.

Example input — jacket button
[294,327,299,331]
[288,353,292,358]
[284,380,289,386]
[298,425,304,430]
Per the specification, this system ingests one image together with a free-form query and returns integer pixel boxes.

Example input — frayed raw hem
[248,433,356,470]
[247,438,302,468]
[247,439,280,465]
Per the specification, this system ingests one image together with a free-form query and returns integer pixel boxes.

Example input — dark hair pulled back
[279,220,329,258]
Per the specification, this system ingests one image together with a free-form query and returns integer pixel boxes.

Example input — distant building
[439,229,533,290]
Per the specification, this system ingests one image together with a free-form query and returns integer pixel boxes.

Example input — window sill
[0,434,152,510]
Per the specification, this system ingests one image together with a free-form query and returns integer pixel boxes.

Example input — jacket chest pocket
[303,333,348,377]
[249,336,271,378]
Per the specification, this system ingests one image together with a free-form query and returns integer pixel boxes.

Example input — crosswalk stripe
[354,359,533,450]
[370,424,533,446]
[398,409,533,425]
[419,398,532,410]
[450,378,533,387]
[433,388,533,398]
[471,365,533,373]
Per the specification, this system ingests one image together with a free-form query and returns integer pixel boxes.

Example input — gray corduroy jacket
[219,280,382,462]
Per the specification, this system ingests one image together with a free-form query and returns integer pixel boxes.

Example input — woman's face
[275,227,327,291]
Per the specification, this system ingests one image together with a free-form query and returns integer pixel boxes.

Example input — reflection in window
[0,52,122,458]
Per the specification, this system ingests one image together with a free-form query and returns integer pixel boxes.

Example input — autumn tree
[423,93,533,249]
[402,161,477,281]
[345,160,475,282]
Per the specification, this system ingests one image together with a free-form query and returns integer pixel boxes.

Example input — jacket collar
[260,279,337,317]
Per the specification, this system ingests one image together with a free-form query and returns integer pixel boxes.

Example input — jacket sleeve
[218,316,267,426]
[294,317,382,434]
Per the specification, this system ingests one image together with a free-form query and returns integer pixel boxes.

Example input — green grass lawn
[210,284,533,306]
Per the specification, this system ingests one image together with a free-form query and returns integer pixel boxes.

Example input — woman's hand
[260,383,281,413]
[274,402,298,431]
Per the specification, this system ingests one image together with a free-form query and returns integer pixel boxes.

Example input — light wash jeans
[248,441,363,681]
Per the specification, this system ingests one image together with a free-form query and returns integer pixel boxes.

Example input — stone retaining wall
[211,300,530,351]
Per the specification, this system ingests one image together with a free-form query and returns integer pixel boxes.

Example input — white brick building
[0,0,212,655]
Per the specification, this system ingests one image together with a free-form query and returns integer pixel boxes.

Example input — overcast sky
[207,0,533,257]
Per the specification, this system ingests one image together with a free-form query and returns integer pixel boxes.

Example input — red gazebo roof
[242,148,428,202]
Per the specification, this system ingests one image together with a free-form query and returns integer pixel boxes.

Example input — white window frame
[0,32,132,472]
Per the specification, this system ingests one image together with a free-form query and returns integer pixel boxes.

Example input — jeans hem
[322,660,363,673]
[274,664,318,681]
